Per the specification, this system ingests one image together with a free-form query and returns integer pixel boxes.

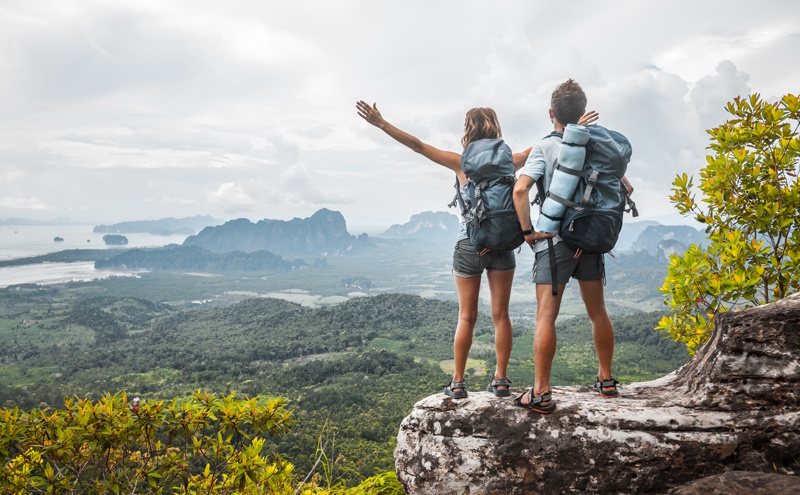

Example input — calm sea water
[0,225,190,287]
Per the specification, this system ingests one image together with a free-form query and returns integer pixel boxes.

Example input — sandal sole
[514,402,557,414]
[486,386,511,397]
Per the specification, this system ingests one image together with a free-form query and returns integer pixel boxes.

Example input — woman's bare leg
[487,269,514,390]
[451,274,482,391]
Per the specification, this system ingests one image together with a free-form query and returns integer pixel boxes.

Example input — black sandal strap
[531,392,552,405]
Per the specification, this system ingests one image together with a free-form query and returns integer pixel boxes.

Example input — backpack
[535,126,638,251]
[534,126,638,293]
[448,138,524,251]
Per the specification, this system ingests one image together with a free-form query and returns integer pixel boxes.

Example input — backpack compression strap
[468,176,515,228]
[469,180,487,227]
[448,175,468,217]
[534,175,559,296]
[622,181,640,217]
[545,169,600,210]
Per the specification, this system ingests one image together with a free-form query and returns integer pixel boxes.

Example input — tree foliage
[0,391,404,495]
[658,93,800,352]
[1,391,296,494]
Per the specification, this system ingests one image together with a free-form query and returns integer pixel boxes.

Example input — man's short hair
[551,79,587,125]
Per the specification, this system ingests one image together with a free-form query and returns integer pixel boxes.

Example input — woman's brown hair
[461,108,502,148]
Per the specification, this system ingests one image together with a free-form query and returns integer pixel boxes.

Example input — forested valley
[0,282,688,485]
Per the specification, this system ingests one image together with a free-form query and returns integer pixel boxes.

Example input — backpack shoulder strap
[528,133,562,210]
[532,175,546,213]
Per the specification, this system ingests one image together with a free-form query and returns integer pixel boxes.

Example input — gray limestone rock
[394,294,800,494]
[666,471,800,495]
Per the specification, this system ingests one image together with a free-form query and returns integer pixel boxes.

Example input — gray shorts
[453,239,516,278]
[533,241,604,285]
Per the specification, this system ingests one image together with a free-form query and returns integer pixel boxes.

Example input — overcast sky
[1,1,798,233]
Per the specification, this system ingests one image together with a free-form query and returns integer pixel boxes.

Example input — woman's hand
[357,101,386,129]
[578,110,599,126]
[355,100,463,174]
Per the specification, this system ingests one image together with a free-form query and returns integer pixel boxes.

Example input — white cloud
[689,60,751,128]
[207,183,257,213]
[654,29,792,84]
[0,196,50,210]
[0,1,798,227]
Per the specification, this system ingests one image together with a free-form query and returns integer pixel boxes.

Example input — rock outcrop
[379,211,460,243]
[182,209,372,257]
[666,471,800,495]
[394,294,800,494]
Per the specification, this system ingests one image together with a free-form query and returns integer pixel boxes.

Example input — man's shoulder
[530,135,561,155]
[535,135,561,164]
[538,133,562,149]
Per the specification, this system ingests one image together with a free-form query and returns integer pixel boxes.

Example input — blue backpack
[535,126,637,254]
[533,126,638,295]
[449,138,524,251]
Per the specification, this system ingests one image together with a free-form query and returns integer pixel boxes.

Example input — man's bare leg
[520,282,566,404]
[578,278,616,393]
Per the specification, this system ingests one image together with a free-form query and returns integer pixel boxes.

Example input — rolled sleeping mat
[536,123,591,234]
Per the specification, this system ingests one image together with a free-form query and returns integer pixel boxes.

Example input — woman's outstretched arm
[513,147,533,170]
[356,101,463,177]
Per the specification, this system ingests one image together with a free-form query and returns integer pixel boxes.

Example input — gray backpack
[449,138,524,251]
[534,127,638,294]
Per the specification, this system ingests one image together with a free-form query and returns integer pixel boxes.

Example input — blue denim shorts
[452,239,516,278]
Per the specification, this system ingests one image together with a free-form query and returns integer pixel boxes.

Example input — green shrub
[0,390,403,494]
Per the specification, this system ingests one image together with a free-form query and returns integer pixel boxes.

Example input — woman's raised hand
[578,110,599,126]
[357,101,386,129]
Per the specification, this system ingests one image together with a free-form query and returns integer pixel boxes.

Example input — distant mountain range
[615,220,660,252]
[4,207,713,279]
[93,215,223,235]
[379,211,461,242]
[375,213,707,260]
[631,224,708,257]
[182,209,372,258]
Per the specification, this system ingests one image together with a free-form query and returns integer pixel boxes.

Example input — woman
[356,101,561,399]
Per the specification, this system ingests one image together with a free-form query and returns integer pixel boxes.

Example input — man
[512,79,630,413]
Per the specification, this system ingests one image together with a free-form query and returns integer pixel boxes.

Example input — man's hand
[578,110,599,126]
[524,230,555,249]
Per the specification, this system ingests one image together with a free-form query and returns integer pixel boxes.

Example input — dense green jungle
[0,238,686,486]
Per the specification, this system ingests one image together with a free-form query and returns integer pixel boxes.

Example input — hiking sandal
[486,376,512,397]
[593,376,620,398]
[513,388,557,414]
[444,379,467,399]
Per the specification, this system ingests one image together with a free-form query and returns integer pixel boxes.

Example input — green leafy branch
[659,93,800,352]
